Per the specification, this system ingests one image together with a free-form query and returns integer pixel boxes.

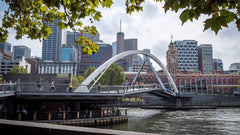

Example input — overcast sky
[0,0,240,70]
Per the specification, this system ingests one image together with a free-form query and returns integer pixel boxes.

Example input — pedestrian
[138,82,142,89]
[21,106,28,120]
[8,80,13,91]
[69,82,73,92]
[49,81,55,92]
[36,79,42,92]
[57,107,63,119]
[97,82,101,92]
[66,107,72,119]
[16,79,21,92]
[2,80,7,92]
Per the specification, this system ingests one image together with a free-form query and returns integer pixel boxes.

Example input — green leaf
[204,16,228,34]
[101,0,113,8]
[57,21,67,29]
[93,12,102,21]
[220,10,237,23]
[180,9,190,25]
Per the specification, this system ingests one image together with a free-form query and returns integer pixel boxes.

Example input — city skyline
[0,0,239,70]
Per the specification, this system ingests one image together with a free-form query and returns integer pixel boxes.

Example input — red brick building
[125,71,240,94]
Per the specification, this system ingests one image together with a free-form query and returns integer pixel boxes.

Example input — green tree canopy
[9,66,29,74]
[84,66,96,79]
[100,63,125,85]
[72,75,85,85]
[1,0,239,54]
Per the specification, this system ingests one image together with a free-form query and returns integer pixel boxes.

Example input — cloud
[0,0,239,70]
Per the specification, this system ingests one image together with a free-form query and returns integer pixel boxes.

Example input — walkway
[0,83,178,99]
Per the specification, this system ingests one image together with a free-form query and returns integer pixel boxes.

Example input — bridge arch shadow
[75,50,179,94]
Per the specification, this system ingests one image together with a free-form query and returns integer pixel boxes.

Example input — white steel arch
[75,50,179,93]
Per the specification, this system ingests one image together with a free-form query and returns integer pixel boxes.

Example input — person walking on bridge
[49,81,55,92]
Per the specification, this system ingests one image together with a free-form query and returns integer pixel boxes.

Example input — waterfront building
[199,44,213,74]
[124,39,138,71]
[213,58,223,73]
[38,61,78,76]
[42,20,66,61]
[125,71,240,93]
[67,31,103,75]
[78,42,112,75]
[173,40,199,72]
[131,49,151,72]
[25,57,41,74]
[112,41,117,56]
[166,41,178,73]
[13,45,31,60]
[115,31,138,71]
[0,57,31,75]
[0,47,12,61]
[229,63,240,71]
[0,42,11,52]
[61,44,77,62]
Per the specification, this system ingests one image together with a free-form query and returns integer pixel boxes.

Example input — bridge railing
[0,83,17,93]
[0,83,166,94]
[89,84,162,94]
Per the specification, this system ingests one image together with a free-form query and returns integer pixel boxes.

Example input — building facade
[115,31,138,71]
[0,48,12,61]
[0,57,31,75]
[61,44,77,62]
[78,42,112,75]
[173,40,199,72]
[38,61,78,76]
[199,44,213,74]
[229,63,240,71]
[213,58,223,72]
[42,20,66,61]
[166,42,178,73]
[0,42,11,52]
[125,71,240,94]
[13,45,31,60]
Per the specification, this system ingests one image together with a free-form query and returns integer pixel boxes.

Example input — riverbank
[0,119,158,135]
[36,115,128,127]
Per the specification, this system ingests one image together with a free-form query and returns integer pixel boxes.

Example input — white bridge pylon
[75,50,179,93]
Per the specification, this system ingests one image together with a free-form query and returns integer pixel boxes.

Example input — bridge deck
[0,84,180,99]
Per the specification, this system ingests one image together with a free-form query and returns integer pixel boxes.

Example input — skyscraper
[0,42,11,52]
[79,42,112,75]
[173,40,199,72]
[199,44,213,74]
[61,44,76,62]
[13,45,31,60]
[42,20,66,61]
[115,26,138,71]
[213,58,223,72]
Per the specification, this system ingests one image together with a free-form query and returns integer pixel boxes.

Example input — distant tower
[117,20,124,54]
[42,20,66,61]
[166,41,178,73]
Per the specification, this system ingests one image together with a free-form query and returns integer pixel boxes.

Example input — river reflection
[101,108,240,134]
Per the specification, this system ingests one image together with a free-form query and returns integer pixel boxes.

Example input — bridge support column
[176,98,182,108]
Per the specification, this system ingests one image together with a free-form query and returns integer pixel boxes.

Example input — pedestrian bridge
[0,50,180,99]
[0,83,178,99]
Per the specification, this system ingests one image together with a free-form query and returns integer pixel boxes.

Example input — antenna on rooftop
[120,19,122,32]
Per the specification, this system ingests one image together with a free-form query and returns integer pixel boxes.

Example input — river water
[101,108,240,134]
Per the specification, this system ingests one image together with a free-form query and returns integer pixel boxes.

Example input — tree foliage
[84,66,96,79]
[72,75,84,85]
[9,66,28,74]
[1,0,239,54]
[83,63,125,85]
[100,63,125,85]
